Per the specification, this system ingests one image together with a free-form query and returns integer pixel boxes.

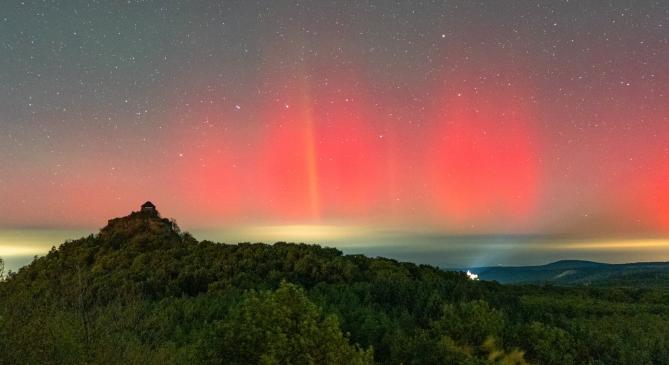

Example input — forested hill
[470,260,669,287]
[2,208,669,364]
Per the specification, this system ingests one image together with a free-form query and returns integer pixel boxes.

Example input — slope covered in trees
[471,260,669,287]
[2,209,669,364]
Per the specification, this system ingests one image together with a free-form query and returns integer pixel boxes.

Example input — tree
[433,300,505,346]
[482,338,529,365]
[212,281,373,365]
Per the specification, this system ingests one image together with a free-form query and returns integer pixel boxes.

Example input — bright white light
[466,270,479,280]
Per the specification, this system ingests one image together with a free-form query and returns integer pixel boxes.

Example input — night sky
[1,1,668,267]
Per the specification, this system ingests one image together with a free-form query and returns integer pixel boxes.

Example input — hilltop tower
[141,201,157,214]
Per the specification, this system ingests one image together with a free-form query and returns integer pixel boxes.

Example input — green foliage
[481,338,528,365]
[515,321,575,365]
[211,281,373,364]
[434,300,505,346]
[1,211,668,364]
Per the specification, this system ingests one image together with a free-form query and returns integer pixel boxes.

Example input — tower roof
[141,201,156,209]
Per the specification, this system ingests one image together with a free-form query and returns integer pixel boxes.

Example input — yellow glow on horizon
[554,238,669,251]
[0,229,90,257]
[0,245,47,256]
[3,225,669,266]
[198,224,375,244]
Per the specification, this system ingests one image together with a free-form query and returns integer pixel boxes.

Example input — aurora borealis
[1,1,668,268]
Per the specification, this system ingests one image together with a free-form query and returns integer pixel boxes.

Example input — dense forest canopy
[2,209,669,364]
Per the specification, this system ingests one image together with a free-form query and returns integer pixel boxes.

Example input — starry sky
[1,1,669,267]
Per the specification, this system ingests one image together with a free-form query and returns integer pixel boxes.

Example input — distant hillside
[470,260,669,287]
[3,204,669,365]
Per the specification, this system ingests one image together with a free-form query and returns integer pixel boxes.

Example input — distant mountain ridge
[469,259,669,287]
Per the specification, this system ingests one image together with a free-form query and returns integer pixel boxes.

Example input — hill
[470,260,669,287]
[2,204,669,364]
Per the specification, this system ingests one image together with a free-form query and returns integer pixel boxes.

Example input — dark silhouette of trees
[211,281,373,364]
[1,210,668,364]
